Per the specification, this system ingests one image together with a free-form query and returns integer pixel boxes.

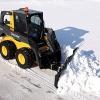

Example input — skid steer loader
[0,7,61,70]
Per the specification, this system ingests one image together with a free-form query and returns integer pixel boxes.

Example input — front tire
[0,40,16,60]
[15,48,34,69]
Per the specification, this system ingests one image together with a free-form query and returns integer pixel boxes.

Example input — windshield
[27,14,44,35]
[30,15,42,26]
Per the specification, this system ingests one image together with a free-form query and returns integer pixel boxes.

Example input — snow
[0,56,57,100]
[57,47,100,95]
[0,0,100,100]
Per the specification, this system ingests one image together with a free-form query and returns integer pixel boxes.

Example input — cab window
[30,15,42,26]
[3,15,10,24]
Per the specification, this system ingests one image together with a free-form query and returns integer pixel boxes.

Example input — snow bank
[57,46,100,96]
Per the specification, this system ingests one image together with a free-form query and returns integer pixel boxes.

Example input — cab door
[14,13,27,34]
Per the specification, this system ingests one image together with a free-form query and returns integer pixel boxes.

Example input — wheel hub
[18,53,25,65]
[2,46,7,56]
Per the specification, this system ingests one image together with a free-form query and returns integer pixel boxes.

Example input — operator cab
[1,7,45,42]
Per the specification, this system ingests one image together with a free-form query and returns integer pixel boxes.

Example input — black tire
[0,40,16,60]
[31,47,43,69]
[15,48,34,69]
[28,38,43,69]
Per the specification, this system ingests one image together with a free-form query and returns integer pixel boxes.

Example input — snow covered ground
[0,56,57,100]
[0,0,100,100]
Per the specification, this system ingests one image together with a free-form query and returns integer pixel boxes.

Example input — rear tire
[0,40,16,60]
[15,48,34,69]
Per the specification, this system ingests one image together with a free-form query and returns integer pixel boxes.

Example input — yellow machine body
[0,36,31,49]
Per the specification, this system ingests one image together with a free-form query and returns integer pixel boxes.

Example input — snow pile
[57,46,100,96]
